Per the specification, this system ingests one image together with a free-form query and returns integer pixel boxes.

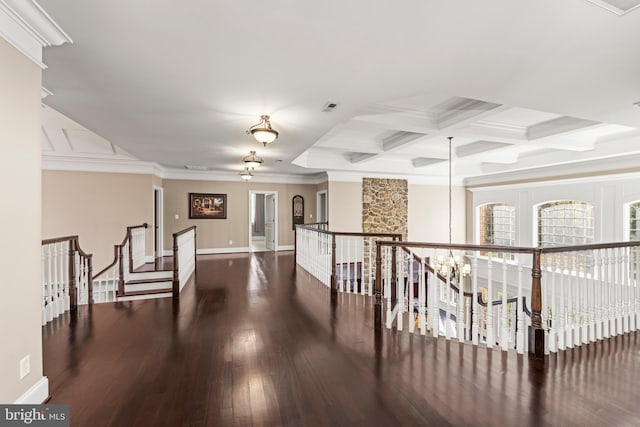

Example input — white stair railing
[41,236,93,324]
[541,243,640,352]
[172,226,197,296]
[376,242,533,354]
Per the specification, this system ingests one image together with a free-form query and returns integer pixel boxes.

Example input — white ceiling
[38,0,640,182]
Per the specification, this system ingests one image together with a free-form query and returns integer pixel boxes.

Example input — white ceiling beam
[382,131,428,152]
[526,116,601,140]
[350,152,378,163]
[436,100,506,130]
[412,157,446,168]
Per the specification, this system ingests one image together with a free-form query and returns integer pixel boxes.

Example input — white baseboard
[277,245,294,251]
[145,256,155,263]
[162,250,172,257]
[197,247,250,255]
[14,377,49,404]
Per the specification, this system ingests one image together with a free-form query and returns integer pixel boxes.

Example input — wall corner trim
[13,377,49,404]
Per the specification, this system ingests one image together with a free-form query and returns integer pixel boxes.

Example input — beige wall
[0,39,44,402]
[162,179,317,250]
[408,184,466,243]
[328,181,362,232]
[42,171,155,268]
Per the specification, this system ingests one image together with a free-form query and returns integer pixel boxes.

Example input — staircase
[42,223,197,323]
[121,255,173,300]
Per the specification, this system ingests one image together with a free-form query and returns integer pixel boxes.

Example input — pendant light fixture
[247,115,278,146]
[240,167,253,181]
[243,151,263,169]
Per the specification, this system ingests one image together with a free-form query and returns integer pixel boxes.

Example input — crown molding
[326,170,462,186]
[160,168,326,184]
[42,155,164,175]
[465,153,640,190]
[42,154,326,184]
[0,0,71,68]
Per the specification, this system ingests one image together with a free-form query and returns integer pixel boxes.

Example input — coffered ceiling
[37,0,640,183]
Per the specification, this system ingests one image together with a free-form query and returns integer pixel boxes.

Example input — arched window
[478,203,516,246]
[537,201,594,247]
[629,201,640,241]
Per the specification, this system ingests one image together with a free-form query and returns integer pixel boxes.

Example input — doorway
[153,186,164,259]
[317,190,327,223]
[249,191,278,253]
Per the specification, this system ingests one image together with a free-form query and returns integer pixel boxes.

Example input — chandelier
[442,136,471,281]
[247,115,278,146]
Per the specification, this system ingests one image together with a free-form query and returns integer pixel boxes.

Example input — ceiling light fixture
[243,151,263,169]
[247,115,278,146]
[240,167,253,181]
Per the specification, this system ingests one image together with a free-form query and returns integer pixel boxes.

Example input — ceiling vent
[322,102,339,112]
[185,165,209,171]
[584,0,640,15]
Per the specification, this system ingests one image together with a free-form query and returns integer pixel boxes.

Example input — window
[479,203,516,246]
[628,202,640,279]
[629,201,640,241]
[537,201,594,248]
[538,201,594,269]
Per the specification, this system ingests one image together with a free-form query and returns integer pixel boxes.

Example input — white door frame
[153,185,164,259]
[317,190,327,223]
[248,190,279,253]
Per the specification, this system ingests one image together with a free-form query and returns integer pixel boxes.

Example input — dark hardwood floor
[43,252,640,426]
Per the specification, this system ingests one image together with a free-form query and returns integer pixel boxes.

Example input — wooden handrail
[42,235,78,245]
[378,240,534,254]
[539,240,640,253]
[296,224,402,240]
[93,245,119,280]
[92,223,148,280]
[41,235,93,307]
[173,225,196,239]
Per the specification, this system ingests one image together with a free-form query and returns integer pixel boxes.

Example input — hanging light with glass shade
[243,151,263,169]
[247,115,278,146]
[240,167,253,181]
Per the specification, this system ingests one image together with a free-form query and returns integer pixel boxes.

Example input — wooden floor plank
[43,252,640,426]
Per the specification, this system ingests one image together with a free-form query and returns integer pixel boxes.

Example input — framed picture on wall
[189,193,227,219]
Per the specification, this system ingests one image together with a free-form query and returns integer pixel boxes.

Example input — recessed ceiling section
[456,140,512,158]
[584,0,640,15]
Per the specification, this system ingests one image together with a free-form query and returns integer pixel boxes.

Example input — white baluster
[486,255,494,348]
[471,254,479,346]
[408,252,415,334]
[41,246,47,325]
[516,259,524,354]
[385,247,392,329]
[397,247,404,331]
[500,253,508,351]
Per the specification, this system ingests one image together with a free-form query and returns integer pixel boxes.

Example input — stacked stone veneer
[362,178,408,291]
